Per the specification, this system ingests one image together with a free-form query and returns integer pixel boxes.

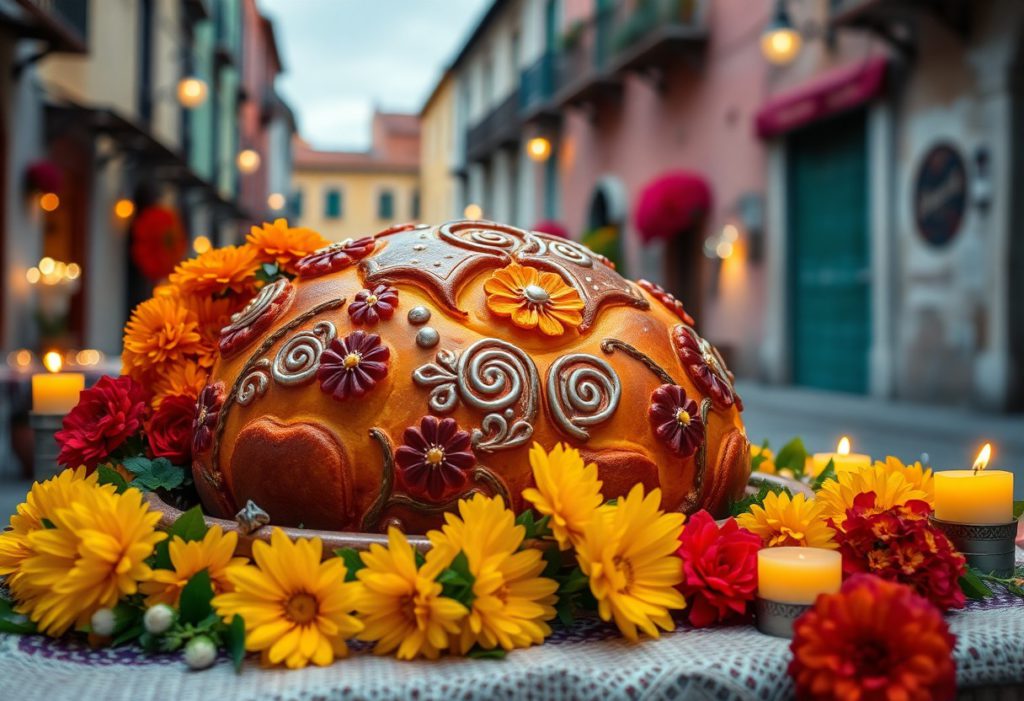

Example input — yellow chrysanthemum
[873,456,934,507]
[817,463,930,529]
[213,528,363,669]
[751,444,776,475]
[484,262,584,336]
[356,527,467,660]
[521,442,603,550]
[151,358,209,407]
[427,494,558,654]
[16,485,165,636]
[574,484,686,641]
[247,218,329,272]
[736,491,837,549]
[121,296,204,381]
[142,526,246,607]
[169,245,259,298]
[0,467,98,588]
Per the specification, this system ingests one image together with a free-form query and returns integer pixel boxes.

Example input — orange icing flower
[246,218,330,273]
[169,245,259,298]
[484,262,583,336]
[121,296,205,382]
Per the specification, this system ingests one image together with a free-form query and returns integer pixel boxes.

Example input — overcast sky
[258,0,489,151]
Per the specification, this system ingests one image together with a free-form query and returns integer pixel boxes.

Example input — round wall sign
[914,143,967,247]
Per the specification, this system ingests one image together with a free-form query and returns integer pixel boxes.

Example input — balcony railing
[465,92,520,163]
[519,52,557,118]
[13,0,89,52]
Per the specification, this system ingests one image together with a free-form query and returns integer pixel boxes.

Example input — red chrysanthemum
[294,236,376,278]
[648,384,704,458]
[676,510,759,628]
[836,492,965,611]
[395,416,476,502]
[146,392,196,465]
[348,284,398,326]
[192,381,225,456]
[790,574,956,701]
[317,331,390,401]
[55,375,148,470]
[671,324,737,409]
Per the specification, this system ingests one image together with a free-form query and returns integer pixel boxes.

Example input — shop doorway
[787,111,870,394]
[582,175,626,274]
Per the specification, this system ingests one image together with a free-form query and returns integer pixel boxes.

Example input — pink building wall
[557,0,775,372]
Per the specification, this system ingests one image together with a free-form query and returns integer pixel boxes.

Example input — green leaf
[541,546,563,579]
[97,465,129,494]
[110,623,145,647]
[467,646,507,660]
[40,518,56,529]
[122,455,152,475]
[153,506,208,569]
[1013,501,1024,521]
[960,567,994,600]
[179,570,215,625]
[558,567,589,596]
[774,437,808,477]
[604,498,618,507]
[334,548,365,582]
[227,615,246,672]
[439,551,476,607]
[728,481,792,517]
[414,548,426,569]
[129,457,186,492]
[811,459,837,491]
[0,598,36,634]
[514,510,552,540]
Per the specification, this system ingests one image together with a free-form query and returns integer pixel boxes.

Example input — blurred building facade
[291,111,420,241]
[419,70,457,225]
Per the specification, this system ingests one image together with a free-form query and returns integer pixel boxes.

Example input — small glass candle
[757,547,842,605]
[32,359,84,415]
[812,436,870,477]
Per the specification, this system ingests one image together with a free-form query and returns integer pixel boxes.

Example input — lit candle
[934,444,1013,524]
[757,547,842,605]
[812,436,870,477]
[31,351,84,415]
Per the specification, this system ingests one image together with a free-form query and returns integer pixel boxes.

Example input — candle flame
[973,443,992,474]
[42,351,62,374]
[837,436,851,455]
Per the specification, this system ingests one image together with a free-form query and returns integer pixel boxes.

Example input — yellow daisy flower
[574,484,686,642]
[817,463,929,529]
[750,444,776,474]
[736,491,837,549]
[356,527,467,660]
[247,218,329,273]
[169,245,259,298]
[121,296,204,382]
[484,262,584,336]
[873,456,934,507]
[142,526,246,607]
[213,528,363,669]
[427,494,558,654]
[521,442,604,550]
[16,485,165,636]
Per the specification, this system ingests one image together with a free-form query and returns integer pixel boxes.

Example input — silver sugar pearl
[407,305,431,325]
[523,284,550,304]
[416,327,440,348]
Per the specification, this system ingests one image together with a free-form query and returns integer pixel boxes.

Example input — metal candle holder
[29,412,64,481]
[929,517,1017,577]
[754,597,809,639]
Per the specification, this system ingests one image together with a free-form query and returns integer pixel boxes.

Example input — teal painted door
[788,112,870,394]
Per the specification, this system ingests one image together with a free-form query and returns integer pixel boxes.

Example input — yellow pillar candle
[812,436,871,477]
[757,547,842,605]
[31,351,84,415]
[934,444,1013,524]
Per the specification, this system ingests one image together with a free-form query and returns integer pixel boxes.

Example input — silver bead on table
[407,305,431,325]
[416,327,440,348]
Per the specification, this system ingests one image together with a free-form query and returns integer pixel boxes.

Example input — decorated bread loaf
[192,220,749,533]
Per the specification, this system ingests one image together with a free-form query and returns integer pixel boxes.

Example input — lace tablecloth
[1,593,1022,701]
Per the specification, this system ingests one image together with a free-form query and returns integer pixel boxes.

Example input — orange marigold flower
[169,245,259,298]
[247,218,330,273]
[483,262,584,336]
[152,359,209,408]
[789,574,956,701]
[121,296,204,382]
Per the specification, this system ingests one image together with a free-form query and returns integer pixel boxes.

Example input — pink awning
[755,56,888,139]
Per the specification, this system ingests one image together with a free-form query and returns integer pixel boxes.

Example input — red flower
[317,331,390,401]
[348,284,398,326]
[648,384,704,457]
[531,220,569,239]
[634,171,711,243]
[676,510,759,628]
[638,279,695,325]
[671,325,737,409]
[146,393,196,465]
[790,574,956,701]
[836,492,965,611]
[294,236,376,278]
[55,375,148,470]
[131,206,188,281]
[395,416,476,502]
[192,381,225,456]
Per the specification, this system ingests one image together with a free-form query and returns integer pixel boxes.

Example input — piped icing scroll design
[411,337,540,453]
[516,231,649,332]
[237,359,270,407]
[218,277,295,357]
[545,353,621,441]
[272,321,337,386]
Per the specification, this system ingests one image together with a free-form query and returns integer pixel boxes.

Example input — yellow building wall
[292,169,420,241]
[419,74,456,225]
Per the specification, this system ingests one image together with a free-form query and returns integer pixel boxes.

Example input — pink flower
[55,375,148,469]
[317,331,390,401]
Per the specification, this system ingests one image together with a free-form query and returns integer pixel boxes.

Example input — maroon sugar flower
[395,416,476,502]
[294,236,376,278]
[348,284,399,326]
[317,331,390,401]
[55,375,149,470]
[192,381,225,456]
[671,325,736,409]
[638,279,695,325]
[648,384,704,458]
